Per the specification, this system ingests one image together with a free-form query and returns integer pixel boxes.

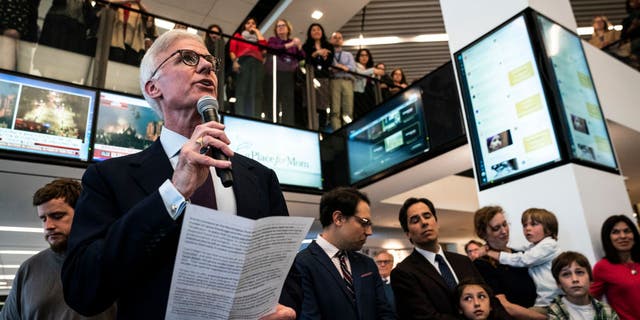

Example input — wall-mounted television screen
[535,13,618,170]
[92,91,163,161]
[223,115,323,191]
[455,13,563,189]
[347,87,429,185]
[0,70,96,163]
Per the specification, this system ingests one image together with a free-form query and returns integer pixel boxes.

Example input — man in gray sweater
[0,179,116,319]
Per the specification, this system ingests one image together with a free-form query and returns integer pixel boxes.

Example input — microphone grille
[196,95,218,115]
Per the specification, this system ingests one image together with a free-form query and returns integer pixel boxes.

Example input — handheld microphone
[197,96,233,187]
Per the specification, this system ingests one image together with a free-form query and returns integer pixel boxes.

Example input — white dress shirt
[157,126,237,219]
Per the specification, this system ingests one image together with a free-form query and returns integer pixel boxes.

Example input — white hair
[139,29,204,117]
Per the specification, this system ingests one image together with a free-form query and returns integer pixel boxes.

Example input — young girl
[455,281,513,320]
[484,208,561,312]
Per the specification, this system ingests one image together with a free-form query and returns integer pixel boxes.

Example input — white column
[439,0,634,262]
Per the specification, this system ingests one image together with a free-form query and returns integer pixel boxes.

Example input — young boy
[484,208,561,312]
[548,251,618,319]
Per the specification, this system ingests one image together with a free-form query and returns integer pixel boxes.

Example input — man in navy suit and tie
[61,29,295,319]
[391,197,482,320]
[293,187,395,319]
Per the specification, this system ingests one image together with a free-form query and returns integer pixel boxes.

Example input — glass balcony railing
[0,0,398,132]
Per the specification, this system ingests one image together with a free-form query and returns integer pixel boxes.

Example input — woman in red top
[229,17,266,118]
[590,215,640,320]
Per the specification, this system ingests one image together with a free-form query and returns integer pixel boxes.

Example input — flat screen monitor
[347,87,429,185]
[222,115,323,191]
[535,14,618,170]
[0,71,96,163]
[455,14,563,189]
[92,91,163,161]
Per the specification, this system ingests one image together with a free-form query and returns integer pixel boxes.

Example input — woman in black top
[473,206,545,320]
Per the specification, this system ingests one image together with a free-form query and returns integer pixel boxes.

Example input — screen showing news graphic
[0,71,95,162]
[92,91,163,161]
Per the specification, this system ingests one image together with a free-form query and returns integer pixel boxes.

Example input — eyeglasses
[150,49,220,78]
[375,259,392,265]
[276,24,287,28]
[352,215,373,228]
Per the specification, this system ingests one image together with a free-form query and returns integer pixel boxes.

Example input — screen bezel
[0,69,97,168]
[530,11,620,174]
[346,86,430,186]
[90,89,162,162]
[221,112,324,194]
[454,9,571,191]
[342,61,467,188]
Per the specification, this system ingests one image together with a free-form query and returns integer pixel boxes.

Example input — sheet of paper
[165,204,313,320]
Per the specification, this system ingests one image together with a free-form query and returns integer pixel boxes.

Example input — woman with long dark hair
[302,23,334,128]
[353,48,384,118]
[229,17,266,118]
[591,215,640,320]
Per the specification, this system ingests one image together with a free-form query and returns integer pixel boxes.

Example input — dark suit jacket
[391,249,481,320]
[61,140,289,319]
[293,241,395,320]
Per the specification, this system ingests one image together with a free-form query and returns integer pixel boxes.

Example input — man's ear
[332,210,343,226]
[144,79,162,99]
[405,231,414,244]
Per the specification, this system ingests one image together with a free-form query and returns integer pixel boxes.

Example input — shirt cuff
[159,179,187,220]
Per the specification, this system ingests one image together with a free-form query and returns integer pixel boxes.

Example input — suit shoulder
[233,153,273,172]
[393,254,417,273]
[445,251,469,260]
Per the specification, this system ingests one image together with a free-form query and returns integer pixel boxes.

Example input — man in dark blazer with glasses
[293,187,395,319]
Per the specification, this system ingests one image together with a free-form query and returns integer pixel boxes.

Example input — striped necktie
[337,250,355,301]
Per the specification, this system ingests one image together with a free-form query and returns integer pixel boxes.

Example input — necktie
[337,250,355,301]
[435,254,457,289]
[190,172,217,209]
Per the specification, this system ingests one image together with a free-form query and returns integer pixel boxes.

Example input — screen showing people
[456,15,562,188]
[223,115,323,190]
[0,71,95,162]
[347,87,429,185]
[92,91,163,161]
[536,14,617,170]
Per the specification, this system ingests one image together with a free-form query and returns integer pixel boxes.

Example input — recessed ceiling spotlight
[311,10,323,20]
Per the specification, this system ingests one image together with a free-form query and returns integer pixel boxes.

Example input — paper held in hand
[165,204,313,320]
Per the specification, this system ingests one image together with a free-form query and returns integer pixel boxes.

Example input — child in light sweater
[484,208,562,314]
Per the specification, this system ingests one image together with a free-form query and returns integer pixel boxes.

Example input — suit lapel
[308,242,357,306]
[349,252,365,315]
[128,140,173,195]
[230,155,261,219]
[409,249,451,291]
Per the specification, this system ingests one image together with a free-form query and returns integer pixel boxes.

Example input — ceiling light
[412,33,449,42]
[576,27,593,35]
[311,10,323,20]
[576,25,622,36]
[0,265,19,268]
[0,226,42,233]
[343,36,401,46]
[0,275,15,280]
[154,18,175,30]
